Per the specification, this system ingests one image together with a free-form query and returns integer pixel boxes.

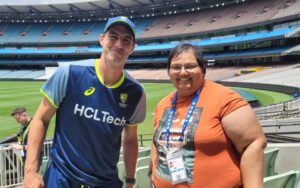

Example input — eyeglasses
[170,63,199,72]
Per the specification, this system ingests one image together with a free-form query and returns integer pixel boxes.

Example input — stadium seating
[264,148,279,177]
[264,170,299,188]
[135,166,151,188]
[117,161,125,183]
[39,157,49,176]
[136,156,150,168]
[138,148,151,158]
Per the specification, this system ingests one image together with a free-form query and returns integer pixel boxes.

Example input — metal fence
[0,139,53,187]
[0,134,153,187]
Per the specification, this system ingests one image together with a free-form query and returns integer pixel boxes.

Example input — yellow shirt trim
[40,89,59,109]
[127,124,137,127]
[95,59,125,89]
[22,121,32,145]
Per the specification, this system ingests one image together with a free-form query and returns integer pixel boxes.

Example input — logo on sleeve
[84,87,95,96]
[119,93,128,108]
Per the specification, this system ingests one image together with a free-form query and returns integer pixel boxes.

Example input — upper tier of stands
[0,17,157,45]
[0,26,297,62]
[140,0,300,39]
[0,0,299,45]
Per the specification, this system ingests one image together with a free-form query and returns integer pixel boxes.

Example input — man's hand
[9,143,23,150]
[23,171,44,188]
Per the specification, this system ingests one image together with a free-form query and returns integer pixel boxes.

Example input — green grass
[0,81,175,140]
[0,81,292,141]
[0,81,56,139]
[138,83,175,134]
[233,87,293,106]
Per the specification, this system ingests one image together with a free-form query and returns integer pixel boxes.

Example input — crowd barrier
[0,139,52,187]
[0,134,152,187]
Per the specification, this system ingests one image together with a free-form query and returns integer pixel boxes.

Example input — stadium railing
[0,139,52,187]
[0,134,152,187]
[0,146,23,187]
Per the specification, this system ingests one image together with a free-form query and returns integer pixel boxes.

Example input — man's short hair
[11,107,27,116]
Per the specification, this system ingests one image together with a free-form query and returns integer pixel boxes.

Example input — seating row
[39,148,299,187]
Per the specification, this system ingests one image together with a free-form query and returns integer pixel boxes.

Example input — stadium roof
[0,0,251,23]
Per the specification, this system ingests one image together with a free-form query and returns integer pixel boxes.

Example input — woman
[149,44,266,188]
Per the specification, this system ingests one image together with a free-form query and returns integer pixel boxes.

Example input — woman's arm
[222,105,267,188]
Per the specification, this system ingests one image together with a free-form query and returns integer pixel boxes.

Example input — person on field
[9,107,32,167]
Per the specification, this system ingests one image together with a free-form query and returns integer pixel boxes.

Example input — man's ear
[130,43,136,54]
[99,34,104,46]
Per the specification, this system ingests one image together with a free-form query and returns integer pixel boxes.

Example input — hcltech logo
[84,87,95,96]
[73,104,126,126]
[119,93,128,108]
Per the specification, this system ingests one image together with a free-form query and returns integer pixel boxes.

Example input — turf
[0,81,292,141]
[233,87,293,106]
[0,81,175,140]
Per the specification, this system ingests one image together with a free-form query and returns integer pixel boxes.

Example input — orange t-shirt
[152,80,248,188]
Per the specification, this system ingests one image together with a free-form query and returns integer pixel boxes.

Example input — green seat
[39,159,49,176]
[295,171,300,188]
[264,171,297,188]
[138,149,151,158]
[119,154,124,162]
[135,166,151,188]
[137,156,150,167]
[117,161,125,182]
[264,148,279,177]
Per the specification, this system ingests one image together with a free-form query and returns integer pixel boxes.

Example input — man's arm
[122,125,138,188]
[23,97,57,188]
[222,105,267,188]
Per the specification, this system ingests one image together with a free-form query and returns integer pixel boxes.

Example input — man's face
[100,25,135,64]
[13,112,28,126]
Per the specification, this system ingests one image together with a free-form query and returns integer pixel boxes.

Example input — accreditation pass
[166,151,188,184]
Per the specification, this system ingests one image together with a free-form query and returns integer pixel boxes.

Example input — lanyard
[166,85,203,149]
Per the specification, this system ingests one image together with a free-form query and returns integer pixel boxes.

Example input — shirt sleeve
[40,64,70,108]
[220,88,249,118]
[128,92,146,126]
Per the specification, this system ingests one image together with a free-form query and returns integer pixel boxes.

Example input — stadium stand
[264,148,279,177]
[264,170,300,188]
[135,166,150,188]
[226,64,300,88]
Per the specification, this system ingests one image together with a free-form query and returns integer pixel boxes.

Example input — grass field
[234,87,293,106]
[0,80,292,140]
[0,81,175,140]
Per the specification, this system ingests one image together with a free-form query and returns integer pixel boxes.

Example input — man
[9,107,32,166]
[23,16,146,188]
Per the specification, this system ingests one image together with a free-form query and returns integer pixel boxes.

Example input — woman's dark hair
[167,43,206,74]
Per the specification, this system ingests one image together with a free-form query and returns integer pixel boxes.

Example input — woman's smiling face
[168,49,205,97]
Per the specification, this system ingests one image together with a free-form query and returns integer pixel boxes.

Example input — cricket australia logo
[119,93,128,108]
